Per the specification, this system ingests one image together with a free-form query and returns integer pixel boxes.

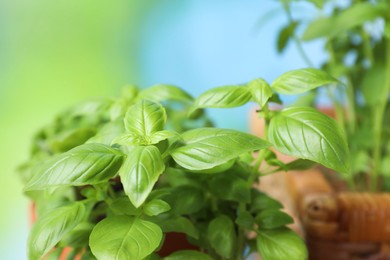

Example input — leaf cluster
[21,69,349,259]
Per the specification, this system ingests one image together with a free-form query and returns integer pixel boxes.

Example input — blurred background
[0,0,323,258]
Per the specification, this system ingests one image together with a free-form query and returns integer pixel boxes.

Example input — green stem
[236,203,246,260]
[371,37,390,191]
[345,78,356,135]
[282,2,315,68]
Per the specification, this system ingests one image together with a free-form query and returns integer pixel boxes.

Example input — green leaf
[250,190,282,213]
[235,211,255,230]
[120,146,165,208]
[190,85,251,114]
[302,16,334,41]
[59,222,94,248]
[249,78,273,108]
[209,173,251,203]
[207,215,236,258]
[163,186,204,215]
[90,216,162,260]
[111,133,145,146]
[165,250,212,260]
[303,3,386,40]
[187,158,235,174]
[277,21,299,53]
[144,199,171,216]
[256,209,293,229]
[137,84,193,103]
[257,227,307,260]
[49,127,96,153]
[124,100,166,137]
[156,216,199,239]
[25,143,124,191]
[109,197,142,216]
[284,159,316,171]
[150,130,179,144]
[271,68,338,95]
[171,128,270,171]
[86,120,124,145]
[28,202,86,260]
[268,107,350,174]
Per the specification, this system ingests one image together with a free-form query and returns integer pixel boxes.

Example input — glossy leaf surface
[257,227,307,260]
[171,128,270,171]
[191,85,251,113]
[90,216,162,260]
[249,78,273,107]
[137,84,193,103]
[28,202,86,260]
[124,100,166,137]
[25,143,124,190]
[268,107,350,174]
[271,68,337,95]
[120,146,165,208]
[144,199,171,216]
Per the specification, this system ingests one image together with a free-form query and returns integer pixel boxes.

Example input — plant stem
[282,2,315,68]
[371,37,390,191]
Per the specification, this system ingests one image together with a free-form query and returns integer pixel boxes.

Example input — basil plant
[276,0,390,191]
[21,69,349,260]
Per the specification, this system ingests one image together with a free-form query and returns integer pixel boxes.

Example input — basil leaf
[86,120,124,145]
[90,216,162,260]
[171,128,270,171]
[49,127,96,153]
[155,216,199,239]
[268,107,350,174]
[277,21,299,54]
[124,100,166,137]
[137,84,193,103]
[271,68,338,95]
[150,130,179,144]
[28,202,86,260]
[303,3,386,40]
[165,250,212,260]
[144,199,171,216]
[25,143,124,190]
[256,209,293,229]
[302,16,334,41]
[284,159,316,171]
[209,173,251,203]
[120,146,165,208]
[249,78,273,108]
[257,227,307,260]
[235,211,255,230]
[163,186,204,215]
[207,215,236,258]
[109,197,142,216]
[250,190,283,213]
[190,85,251,113]
[59,222,94,248]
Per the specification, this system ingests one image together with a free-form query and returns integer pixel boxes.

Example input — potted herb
[262,0,390,258]
[20,70,348,260]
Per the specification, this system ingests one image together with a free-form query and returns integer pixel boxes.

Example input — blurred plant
[276,0,390,191]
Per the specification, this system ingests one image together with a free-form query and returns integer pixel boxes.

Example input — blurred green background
[0,1,322,258]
